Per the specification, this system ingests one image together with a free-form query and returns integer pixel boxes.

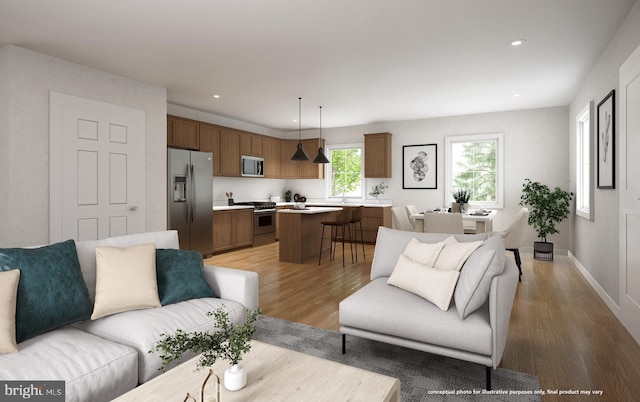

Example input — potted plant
[452,189,470,214]
[519,178,573,261]
[368,182,389,203]
[284,190,292,202]
[150,306,262,391]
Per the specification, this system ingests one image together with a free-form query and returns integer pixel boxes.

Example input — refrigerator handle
[190,163,196,223]
[186,163,192,223]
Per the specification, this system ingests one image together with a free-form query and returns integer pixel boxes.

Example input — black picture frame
[597,89,615,189]
[402,144,437,189]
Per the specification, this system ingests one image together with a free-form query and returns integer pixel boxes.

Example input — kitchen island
[278,207,342,263]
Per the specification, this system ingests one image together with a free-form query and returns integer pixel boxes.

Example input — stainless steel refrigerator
[168,148,213,256]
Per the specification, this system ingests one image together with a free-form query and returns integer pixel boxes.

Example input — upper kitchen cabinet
[280,140,300,179]
[221,129,241,177]
[239,134,264,157]
[199,123,222,176]
[364,132,392,178]
[167,115,200,150]
[299,138,325,179]
[263,136,281,178]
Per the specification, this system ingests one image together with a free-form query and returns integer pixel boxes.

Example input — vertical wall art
[402,144,437,189]
[597,89,615,189]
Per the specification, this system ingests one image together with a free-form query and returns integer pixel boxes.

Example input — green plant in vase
[452,189,470,213]
[368,182,389,203]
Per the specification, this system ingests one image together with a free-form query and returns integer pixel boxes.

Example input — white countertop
[277,202,391,208]
[278,206,343,214]
[212,205,254,211]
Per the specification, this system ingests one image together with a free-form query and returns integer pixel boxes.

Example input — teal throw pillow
[0,239,93,343]
[156,249,216,305]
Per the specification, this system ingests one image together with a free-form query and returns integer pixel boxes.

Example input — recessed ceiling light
[212,94,221,99]
[512,93,521,98]
[510,39,526,47]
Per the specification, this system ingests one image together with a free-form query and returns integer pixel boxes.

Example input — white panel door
[619,44,640,345]
[50,92,145,242]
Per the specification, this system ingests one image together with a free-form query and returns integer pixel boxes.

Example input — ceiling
[0,0,636,131]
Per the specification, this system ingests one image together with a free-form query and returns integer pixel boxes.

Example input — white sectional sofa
[339,227,519,390]
[0,230,259,401]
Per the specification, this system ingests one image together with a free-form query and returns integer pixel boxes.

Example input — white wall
[0,45,167,247]
[569,0,640,306]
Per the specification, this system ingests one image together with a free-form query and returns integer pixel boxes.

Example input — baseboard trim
[568,251,621,319]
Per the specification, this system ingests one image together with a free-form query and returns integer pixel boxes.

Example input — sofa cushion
[387,255,459,310]
[339,278,492,355]
[401,238,444,267]
[0,240,93,343]
[156,249,217,305]
[75,230,180,302]
[92,243,161,320]
[455,235,506,319]
[0,326,138,402]
[74,297,246,383]
[433,236,483,271]
[371,227,489,280]
[0,269,20,353]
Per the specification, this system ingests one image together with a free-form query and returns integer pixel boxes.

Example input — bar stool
[350,206,365,261]
[319,208,353,267]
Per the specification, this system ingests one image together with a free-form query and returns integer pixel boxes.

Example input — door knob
[129,206,138,211]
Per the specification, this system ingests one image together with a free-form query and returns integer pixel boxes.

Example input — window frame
[576,101,594,220]
[324,142,365,201]
[444,133,504,209]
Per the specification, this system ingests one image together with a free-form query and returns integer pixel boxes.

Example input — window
[325,143,364,201]
[576,102,593,220]
[444,133,504,209]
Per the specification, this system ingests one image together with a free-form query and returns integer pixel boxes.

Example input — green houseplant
[150,306,262,391]
[519,178,573,260]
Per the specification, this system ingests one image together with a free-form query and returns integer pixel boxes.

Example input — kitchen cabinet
[199,123,222,176]
[221,129,241,177]
[240,133,264,157]
[275,205,293,239]
[364,132,392,178]
[263,136,281,178]
[167,115,200,150]
[213,208,253,253]
[361,206,392,243]
[280,140,300,179]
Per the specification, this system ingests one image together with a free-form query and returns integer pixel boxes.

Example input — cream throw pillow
[402,238,445,267]
[433,236,484,271]
[387,255,459,311]
[0,269,20,353]
[91,243,160,320]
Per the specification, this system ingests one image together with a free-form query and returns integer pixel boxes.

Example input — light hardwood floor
[205,242,640,401]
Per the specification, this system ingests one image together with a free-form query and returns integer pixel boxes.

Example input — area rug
[254,315,541,401]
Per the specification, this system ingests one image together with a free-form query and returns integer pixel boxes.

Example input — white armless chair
[493,207,529,281]
[423,213,464,234]
[405,205,419,231]
[391,207,416,231]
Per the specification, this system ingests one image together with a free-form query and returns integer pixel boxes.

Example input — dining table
[410,209,498,233]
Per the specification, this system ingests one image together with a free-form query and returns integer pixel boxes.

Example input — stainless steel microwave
[241,155,264,177]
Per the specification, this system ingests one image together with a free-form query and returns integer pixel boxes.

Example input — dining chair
[423,213,464,234]
[493,207,529,281]
[391,207,416,231]
[405,205,419,230]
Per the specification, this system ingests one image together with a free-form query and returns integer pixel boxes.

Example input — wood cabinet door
[252,135,264,156]
[172,118,200,150]
[234,209,254,247]
[280,140,299,179]
[364,133,392,178]
[167,118,174,145]
[199,123,222,176]
[240,133,252,156]
[263,137,281,178]
[213,211,234,252]
[221,129,240,176]
[298,139,324,179]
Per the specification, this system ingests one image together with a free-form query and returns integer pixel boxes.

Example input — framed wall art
[597,89,615,189]
[402,144,437,189]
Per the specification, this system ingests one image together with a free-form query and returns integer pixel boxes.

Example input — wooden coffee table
[113,340,400,401]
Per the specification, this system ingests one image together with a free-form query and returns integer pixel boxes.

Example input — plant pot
[224,364,247,391]
[451,202,460,213]
[533,241,554,261]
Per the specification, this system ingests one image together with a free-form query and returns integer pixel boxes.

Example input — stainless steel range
[233,201,277,246]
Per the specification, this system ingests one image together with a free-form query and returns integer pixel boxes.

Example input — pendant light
[312,106,330,164]
[290,97,310,161]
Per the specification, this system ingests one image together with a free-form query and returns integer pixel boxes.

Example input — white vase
[224,364,247,391]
